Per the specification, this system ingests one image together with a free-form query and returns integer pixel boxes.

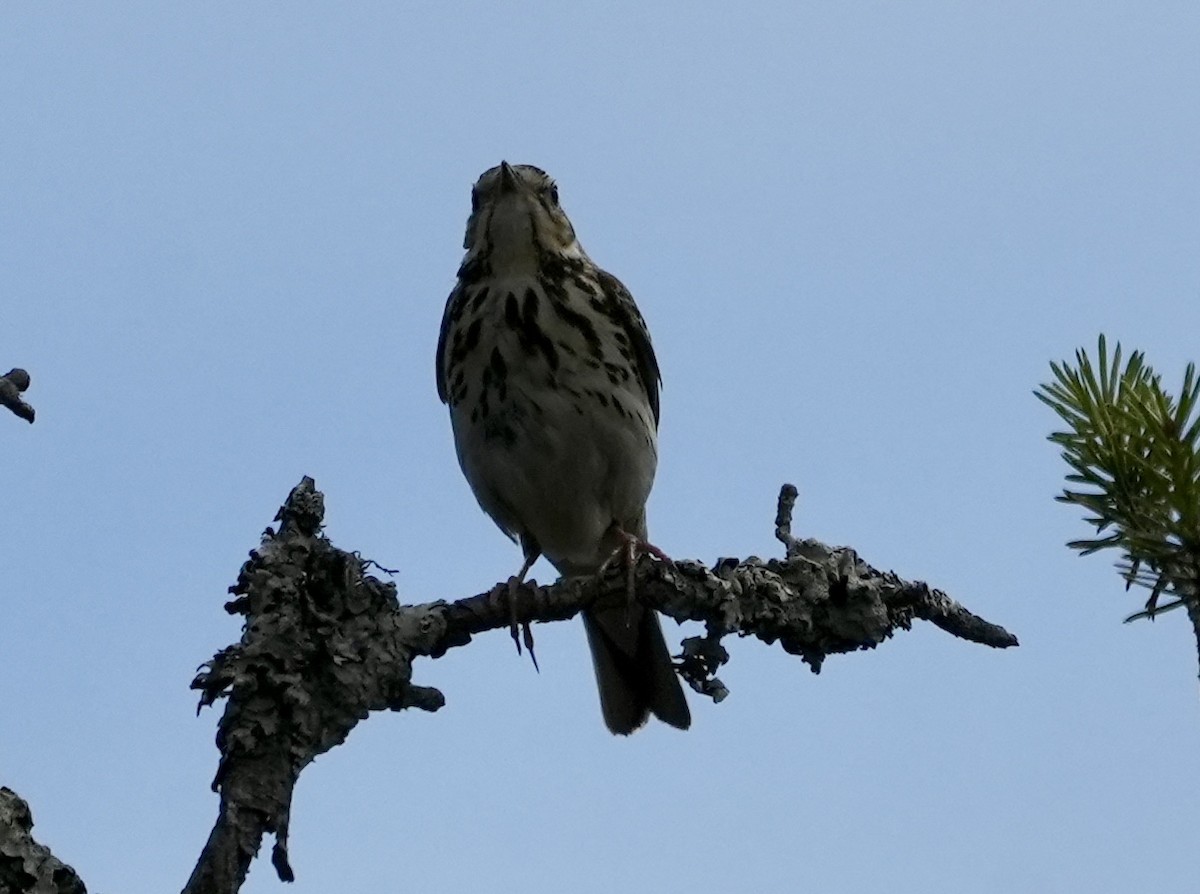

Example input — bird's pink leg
[598,524,675,622]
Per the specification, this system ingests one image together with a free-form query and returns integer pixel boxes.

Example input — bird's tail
[583,604,691,735]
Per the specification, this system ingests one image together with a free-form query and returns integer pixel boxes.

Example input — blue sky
[2,3,1198,892]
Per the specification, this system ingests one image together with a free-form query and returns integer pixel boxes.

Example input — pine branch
[1035,335,1200,621]
[184,477,1017,893]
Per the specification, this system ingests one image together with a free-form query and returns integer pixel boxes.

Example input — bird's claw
[505,574,539,672]
[597,525,674,627]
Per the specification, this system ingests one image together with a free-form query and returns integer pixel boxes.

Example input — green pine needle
[1035,335,1200,619]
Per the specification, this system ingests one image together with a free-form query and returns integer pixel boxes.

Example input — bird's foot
[597,525,675,623]
[503,574,539,672]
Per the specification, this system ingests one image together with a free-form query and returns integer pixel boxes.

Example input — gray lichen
[0,787,86,894]
[184,477,1017,892]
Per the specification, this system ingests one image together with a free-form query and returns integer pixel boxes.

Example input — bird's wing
[435,282,468,404]
[596,269,662,426]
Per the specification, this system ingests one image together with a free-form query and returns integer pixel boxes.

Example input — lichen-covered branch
[187,478,1018,892]
[0,369,34,423]
[0,787,86,894]
[184,480,443,894]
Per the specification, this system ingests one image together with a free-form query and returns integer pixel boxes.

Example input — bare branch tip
[774,482,799,550]
[1,367,35,423]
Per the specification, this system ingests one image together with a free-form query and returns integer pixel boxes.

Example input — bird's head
[462,162,583,270]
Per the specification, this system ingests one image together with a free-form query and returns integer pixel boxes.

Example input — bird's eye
[471,188,481,213]
[547,185,559,205]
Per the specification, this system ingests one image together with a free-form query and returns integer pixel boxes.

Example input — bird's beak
[498,161,520,194]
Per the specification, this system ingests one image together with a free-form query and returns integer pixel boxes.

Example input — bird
[436,162,691,735]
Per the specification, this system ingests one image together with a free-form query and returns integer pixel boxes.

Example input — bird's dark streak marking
[525,207,545,260]
[508,290,545,361]
[604,361,630,383]
[489,347,507,380]
[462,318,482,356]
[468,286,490,314]
[521,287,559,370]
[548,294,602,356]
[570,273,599,297]
[538,274,567,303]
[480,349,510,404]
[520,287,541,327]
[482,398,524,448]
[456,256,492,285]
[540,255,587,282]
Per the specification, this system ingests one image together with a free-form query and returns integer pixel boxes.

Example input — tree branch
[0,369,34,423]
[186,477,1018,892]
[0,787,85,894]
